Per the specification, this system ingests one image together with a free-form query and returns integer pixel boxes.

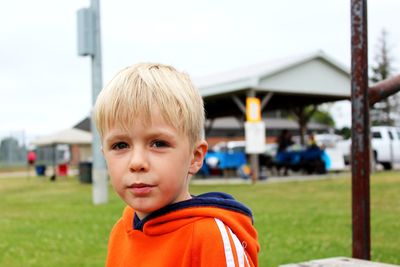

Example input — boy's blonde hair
[93,63,205,146]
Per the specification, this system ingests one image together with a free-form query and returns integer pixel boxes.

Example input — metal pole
[91,0,108,204]
[351,0,370,259]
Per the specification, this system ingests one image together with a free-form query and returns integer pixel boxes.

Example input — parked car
[337,126,400,170]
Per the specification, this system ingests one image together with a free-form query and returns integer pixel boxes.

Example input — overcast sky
[1,0,399,142]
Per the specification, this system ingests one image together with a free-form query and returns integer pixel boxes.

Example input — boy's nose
[129,148,149,172]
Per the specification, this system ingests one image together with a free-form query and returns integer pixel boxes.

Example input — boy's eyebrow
[103,132,129,143]
[145,129,179,141]
[103,128,180,142]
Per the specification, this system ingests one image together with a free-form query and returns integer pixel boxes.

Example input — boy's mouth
[128,183,155,195]
[129,183,154,188]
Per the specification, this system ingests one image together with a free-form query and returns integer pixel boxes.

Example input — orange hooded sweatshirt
[106,192,259,267]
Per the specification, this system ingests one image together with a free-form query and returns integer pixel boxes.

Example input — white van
[337,126,400,170]
[371,126,400,169]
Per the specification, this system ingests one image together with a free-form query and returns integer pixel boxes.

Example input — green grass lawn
[0,172,399,267]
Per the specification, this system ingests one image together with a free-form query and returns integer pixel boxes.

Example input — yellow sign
[246,97,261,122]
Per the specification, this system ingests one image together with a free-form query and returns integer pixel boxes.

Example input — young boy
[93,63,259,266]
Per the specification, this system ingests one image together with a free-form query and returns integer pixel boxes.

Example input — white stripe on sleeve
[227,227,245,267]
[214,218,235,267]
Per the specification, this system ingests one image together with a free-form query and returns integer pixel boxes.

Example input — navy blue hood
[134,192,253,231]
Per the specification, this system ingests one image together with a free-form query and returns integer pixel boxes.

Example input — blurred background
[0,0,399,171]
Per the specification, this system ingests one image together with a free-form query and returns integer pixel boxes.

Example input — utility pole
[77,0,108,204]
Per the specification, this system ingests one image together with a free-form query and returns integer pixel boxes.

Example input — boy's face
[102,108,207,220]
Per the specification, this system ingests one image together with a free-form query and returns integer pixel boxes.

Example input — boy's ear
[189,140,208,175]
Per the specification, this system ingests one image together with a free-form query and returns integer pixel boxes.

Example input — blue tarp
[274,148,330,169]
[206,151,247,169]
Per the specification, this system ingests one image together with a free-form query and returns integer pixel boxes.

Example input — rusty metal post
[351,0,370,260]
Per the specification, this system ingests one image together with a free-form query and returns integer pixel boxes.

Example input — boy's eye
[111,142,129,150]
[151,140,169,148]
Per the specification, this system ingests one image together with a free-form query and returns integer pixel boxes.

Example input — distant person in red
[27,150,36,166]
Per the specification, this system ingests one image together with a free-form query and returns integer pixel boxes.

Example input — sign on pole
[246,97,261,122]
[245,121,266,154]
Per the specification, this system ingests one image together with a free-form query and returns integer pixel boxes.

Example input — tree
[290,104,335,145]
[370,29,398,126]
[337,126,351,140]
[310,108,335,128]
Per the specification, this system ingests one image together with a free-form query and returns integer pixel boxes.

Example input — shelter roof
[194,51,351,119]
[31,128,92,147]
